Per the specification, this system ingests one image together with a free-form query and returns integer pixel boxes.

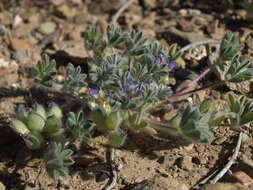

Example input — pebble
[0,182,5,190]
[231,171,253,186]
[9,38,30,52]
[38,22,56,35]
[177,156,193,171]
[200,183,247,190]
[96,173,109,182]
[13,15,23,28]
[56,4,77,19]
[0,25,7,35]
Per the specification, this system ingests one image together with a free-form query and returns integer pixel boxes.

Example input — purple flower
[166,57,176,70]
[153,51,165,65]
[127,78,137,85]
[89,88,100,96]
[134,85,142,96]
[104,92,110,98]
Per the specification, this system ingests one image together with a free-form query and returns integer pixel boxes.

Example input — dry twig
[111,0,137,25]
[209,132,243,184]
[192,132,243,189]
[103,148,117,190]
[180,39,220,53]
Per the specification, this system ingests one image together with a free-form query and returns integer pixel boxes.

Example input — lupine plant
[10,24,253,179]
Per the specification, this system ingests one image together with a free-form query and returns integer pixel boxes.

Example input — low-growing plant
[10,24,253,179]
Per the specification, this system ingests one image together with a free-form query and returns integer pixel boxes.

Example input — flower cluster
[153,50,176,70]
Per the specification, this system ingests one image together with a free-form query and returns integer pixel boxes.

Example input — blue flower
[153,50,165,65]
[134,85,142,96]
[89,88,100,96]
[166,57,176,70]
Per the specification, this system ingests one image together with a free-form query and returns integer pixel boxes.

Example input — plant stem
[169,80,225,100]
[147,80,225,113]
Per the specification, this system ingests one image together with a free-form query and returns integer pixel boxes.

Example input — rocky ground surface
[1,0,253,190]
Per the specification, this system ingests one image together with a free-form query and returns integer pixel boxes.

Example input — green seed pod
[169,114,181,129]
[105,111,122,132]
[48,104,63,119]
[108,130,126,147]
[23,131,45,150]
[43,115,62,134]
[27,113,45,132]
[35,104,47,119]
[11,120,30,135]
[89,64,98,72]
[16,106,28,124]
[91,108,106,132]
[140,126,157,135]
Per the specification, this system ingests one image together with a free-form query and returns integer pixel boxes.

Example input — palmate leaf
[225,55,253,83]
[84,27,102,50]
[63,63,87,92]
[67,110,93,141]
[31,55,56,86]
[227,94,253,128]
[219,32,240,62]
[107,25,128,46]
[125,30,148,56]
[171,104,214,143]
[44,142,74,180]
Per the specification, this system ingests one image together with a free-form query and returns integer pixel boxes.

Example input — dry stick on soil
[179,39,220,53]
[191,170,219,190]
[110,0,137,25]
[209,132,243,184]
[104,148,117,190]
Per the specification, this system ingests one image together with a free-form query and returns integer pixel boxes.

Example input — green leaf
[31,55,56,86]
[84,27,103,50]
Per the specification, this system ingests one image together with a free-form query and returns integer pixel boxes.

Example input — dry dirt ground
[1,0,253,190]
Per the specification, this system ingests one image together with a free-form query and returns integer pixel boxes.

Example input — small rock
[96,173,109,182]
[52,0,64,6]
[144,0,157,9]
[231,171,253,186]
[178,19,197,32]
[9,38,30,52]
[192,156,208,165]
[200,183,247,190]
[127,176,188,190]
[56,4,77,19]
[38,22,56,35]
[13,15,23,28]
[212,137,226,145]
[246,35,253,50]
[67,25,83,41]
[0,181,5,190]
[177,156,193,171]
[0,25,7,35]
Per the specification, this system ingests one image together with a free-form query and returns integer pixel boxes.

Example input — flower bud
[11,120,30,135]
[43,115,62,134]
[47,103,63,119]
[23,131,45,150]
[89,64,98,72]
[108,130,126,147]
[27,113,45,132]
[160,75,169,85]
[16,106,28,124]
[102,102,111,114]
[35,104,47,119]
